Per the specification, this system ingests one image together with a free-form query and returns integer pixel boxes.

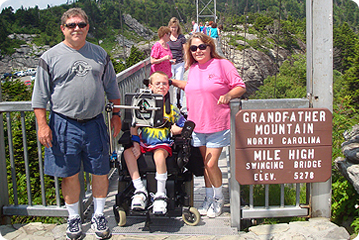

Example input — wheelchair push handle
[105,102,120,168]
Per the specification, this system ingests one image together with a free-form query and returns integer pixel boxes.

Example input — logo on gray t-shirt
[72,60,92,76]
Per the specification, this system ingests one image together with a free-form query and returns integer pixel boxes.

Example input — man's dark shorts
[44,112,110,178]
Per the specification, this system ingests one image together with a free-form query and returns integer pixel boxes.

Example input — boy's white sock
[132,177,146,192]
[155,172,168,196]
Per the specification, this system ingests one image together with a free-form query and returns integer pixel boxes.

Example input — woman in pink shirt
[171,33,246,218]
[150,26,173,78]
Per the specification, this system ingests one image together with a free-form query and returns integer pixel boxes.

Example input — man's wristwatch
[113,111,121,117]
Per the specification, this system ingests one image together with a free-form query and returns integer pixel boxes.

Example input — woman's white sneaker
[207,197,224,218]
[198,196,213,216]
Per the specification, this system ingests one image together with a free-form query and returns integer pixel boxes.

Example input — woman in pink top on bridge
[150,26,173,78]
[171,32,246,218]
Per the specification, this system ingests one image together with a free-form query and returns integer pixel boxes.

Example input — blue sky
[0,0,68,11]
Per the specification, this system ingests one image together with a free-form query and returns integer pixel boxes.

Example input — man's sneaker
[131,190,148,211]
[152,193,168,215]
[91,213,111,239]
[66,215,84,240]
[207,197,224,218]
[198,196,213,216]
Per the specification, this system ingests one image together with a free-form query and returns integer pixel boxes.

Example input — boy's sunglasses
[190,44,208,52]
[63,22,88,29]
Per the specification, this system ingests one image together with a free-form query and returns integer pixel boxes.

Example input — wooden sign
[235,108,332,185]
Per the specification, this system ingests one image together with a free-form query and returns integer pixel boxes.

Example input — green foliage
[331,175,359,226]
[253,15,273,34]
[1,78,32,101]
[126,46,146,67]
[252,54,306,99]
[334,22,357,73]
[111,46,146,74]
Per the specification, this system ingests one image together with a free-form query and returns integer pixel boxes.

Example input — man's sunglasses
[189,44,208,52]
[63,22,88,29]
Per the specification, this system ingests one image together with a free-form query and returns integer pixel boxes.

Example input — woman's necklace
[170,34,178,41]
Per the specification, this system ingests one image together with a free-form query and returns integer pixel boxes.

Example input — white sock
[206,187,214,199]
[93,197,106,216]
[132,177,146,192]
[155,172,168,196]
[213,185,223,199]
[65,201,79,219]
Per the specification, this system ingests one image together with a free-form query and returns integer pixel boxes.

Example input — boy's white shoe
[152,193,168,215]
[207,197,224,218]
[131,189,148,211]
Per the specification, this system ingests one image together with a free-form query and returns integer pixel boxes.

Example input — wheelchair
[112,83,204,230]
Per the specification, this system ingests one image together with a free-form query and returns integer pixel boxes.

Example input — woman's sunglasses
[189,44,208,52]
[63,22,88,29]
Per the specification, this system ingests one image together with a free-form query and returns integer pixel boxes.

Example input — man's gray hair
[61,8,89,25]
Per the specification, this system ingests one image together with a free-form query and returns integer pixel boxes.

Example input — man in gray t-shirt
[31,8,120,240]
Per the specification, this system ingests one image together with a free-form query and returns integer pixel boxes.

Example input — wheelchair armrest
[118,130,133,149]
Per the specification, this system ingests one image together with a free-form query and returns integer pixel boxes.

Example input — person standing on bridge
[171,32,246,218]
[209,22,220,47]
[150,26,173,80]
[191,20,200,35]
[167,17,187,111]
[31,8,121,240]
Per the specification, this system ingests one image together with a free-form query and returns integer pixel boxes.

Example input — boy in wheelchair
[123,71,186,215]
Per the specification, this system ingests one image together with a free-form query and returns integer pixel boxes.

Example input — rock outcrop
[0,14,155,75]
[0,34,50,74]
[122,14,155,41]
[220,29,306,97]
[335,124,359,194]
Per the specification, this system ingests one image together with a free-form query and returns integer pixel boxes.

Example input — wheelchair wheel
[117,207,127,227]
[182,207,200,226]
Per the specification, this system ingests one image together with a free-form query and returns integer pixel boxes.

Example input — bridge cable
[241,0,248,77]
[274,0,282,98]
[171,0,188,32]
[119,0,127,68]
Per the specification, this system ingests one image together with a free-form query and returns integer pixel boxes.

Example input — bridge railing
[0,57,151,223]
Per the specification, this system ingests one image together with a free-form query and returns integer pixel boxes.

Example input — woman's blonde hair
[184,32,224,67]
[168,17,182,35]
